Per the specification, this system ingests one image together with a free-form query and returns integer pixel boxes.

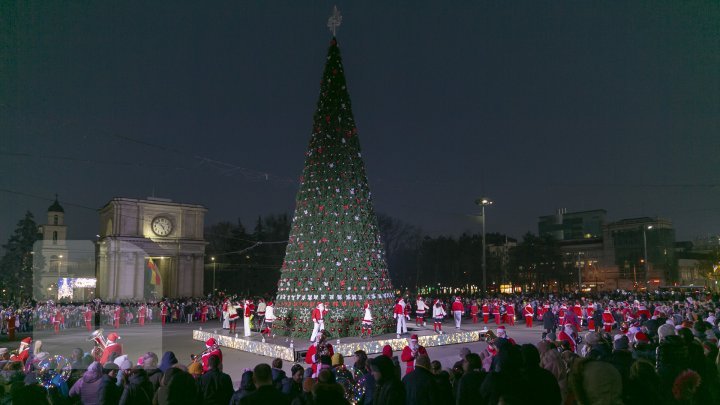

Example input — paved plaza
[20,319,547,387]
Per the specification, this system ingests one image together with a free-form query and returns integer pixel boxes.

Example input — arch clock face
[151,216,173,236]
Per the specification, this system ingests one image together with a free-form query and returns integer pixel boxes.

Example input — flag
[147,258,161,285]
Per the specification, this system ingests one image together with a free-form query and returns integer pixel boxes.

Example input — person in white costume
[310,302,328,342]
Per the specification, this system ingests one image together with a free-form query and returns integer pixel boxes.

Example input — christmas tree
[273,37,396,339]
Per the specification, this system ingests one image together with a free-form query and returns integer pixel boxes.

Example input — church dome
[48,197,64,213]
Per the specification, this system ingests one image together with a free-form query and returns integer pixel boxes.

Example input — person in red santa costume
[310,302,328,342]
[586,302,595,331]
[496,325,516,345]
[84,306,93,332]
[200,337,223,373]
[524,302,534,327]
[432,299,446,334]
[228,300,241,334]
[99,332,123,364]
[482,300,490,324]
[114,305,122,329]
[557,324,577,353]
[201,302,208,323]
[53,308,62,334]
[636,302,651,320]
[243,299,255,337]
[492,301,501,325]
[451,296,464,328]
[305,330,333,378]
[505,302,515,326]
[400,334,427,375]
[10,337,31,364]
[261,300,275,339]
[470,300,479,324]
[138,303,146,327]
[558,303,567,327]
[161,302,168,326]
[573,301,583,329]
[415,296,428,326]
[394,298,408,339]
[602,307,615,332]
[360,301,373,338]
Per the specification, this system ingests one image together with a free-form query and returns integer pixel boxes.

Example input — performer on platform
[482,301,490,324]
[415,296,428,326]
[400,334,427,375]
[470,300,479,324]
[452,296,464,328]
[243,299,254,337]
[256,298,266,332]
[432,299,446,334]
[360,302,373,338]
[138,303,146,327]
[602,307,615,332]
[261,300,276,338]
[228,300,241,334]
[310,302,328,342]
[394,298,408,339]
[305,330,334,378]
[524,302,534,327]
[222,298,231,330]
[505,302,516,326]
[99,332,122,364]
[10,337,30,364]
[200,337,223,373]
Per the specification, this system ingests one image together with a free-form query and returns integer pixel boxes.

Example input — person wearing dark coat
[371,355,406,405]
[229,371,256,404]
[99,362,122,405]
[656,326,689,385]
[401,354,439,405]
[153,367,199,405]
[543,310,556,337]
[119,367,154,405]
[198,355,234,405]
[238,363,290,405]
[281,364,305,401]
[141,352,163,392]
[480,341,531,404]
[455,353,487,405]
[271,358,288,390]
[519,344,560,405]
[69,361,105,405]
[158,351,179,373]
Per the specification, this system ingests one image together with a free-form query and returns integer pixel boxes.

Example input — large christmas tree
[273,37,395,339]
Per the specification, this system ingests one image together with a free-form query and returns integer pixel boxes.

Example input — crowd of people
[0,289,718,404]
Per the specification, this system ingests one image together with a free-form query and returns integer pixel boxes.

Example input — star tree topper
[327,6,342,36]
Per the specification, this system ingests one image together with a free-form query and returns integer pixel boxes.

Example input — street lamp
[475,197,493,294]
[643,225,653,286]
[211,257,216,293]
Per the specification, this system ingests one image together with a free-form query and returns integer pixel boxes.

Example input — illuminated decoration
[57,278,97,299]
[273,33,396,338]
[194,327,484,361]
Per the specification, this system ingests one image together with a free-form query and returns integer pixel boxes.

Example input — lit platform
[193,324,495,362]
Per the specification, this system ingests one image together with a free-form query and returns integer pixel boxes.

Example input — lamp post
[643,225,653,286]
[211,257,216,293]
[475,197,493,293]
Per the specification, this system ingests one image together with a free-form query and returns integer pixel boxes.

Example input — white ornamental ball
[341,138,346,144]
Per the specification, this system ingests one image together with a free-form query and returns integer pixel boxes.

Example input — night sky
[2,1,719,243]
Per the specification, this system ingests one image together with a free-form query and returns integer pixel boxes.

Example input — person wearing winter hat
[99,332,122,364]
[658,323,677,341]
[401,334,428,375]
[569,359,623,405]
[394,298,409,338]
[360,301,373,338]
[158,351,178,373]
[432,299,447,335]
[613,334,630,351]
[200,337,222,373]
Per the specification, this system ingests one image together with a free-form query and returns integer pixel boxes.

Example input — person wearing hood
[229,370,256,404]
[568,359,623,405]
[119,366,154,405]
[520,344,560,405]
[370,355,405,405]
[99,362,122,405]
[158,351,178,373]
[141,352,163,392]
[656,323,689,385]
[153,367,198,405]
[69,361,105,405]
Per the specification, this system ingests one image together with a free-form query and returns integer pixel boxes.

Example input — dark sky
[2,1,719,243]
